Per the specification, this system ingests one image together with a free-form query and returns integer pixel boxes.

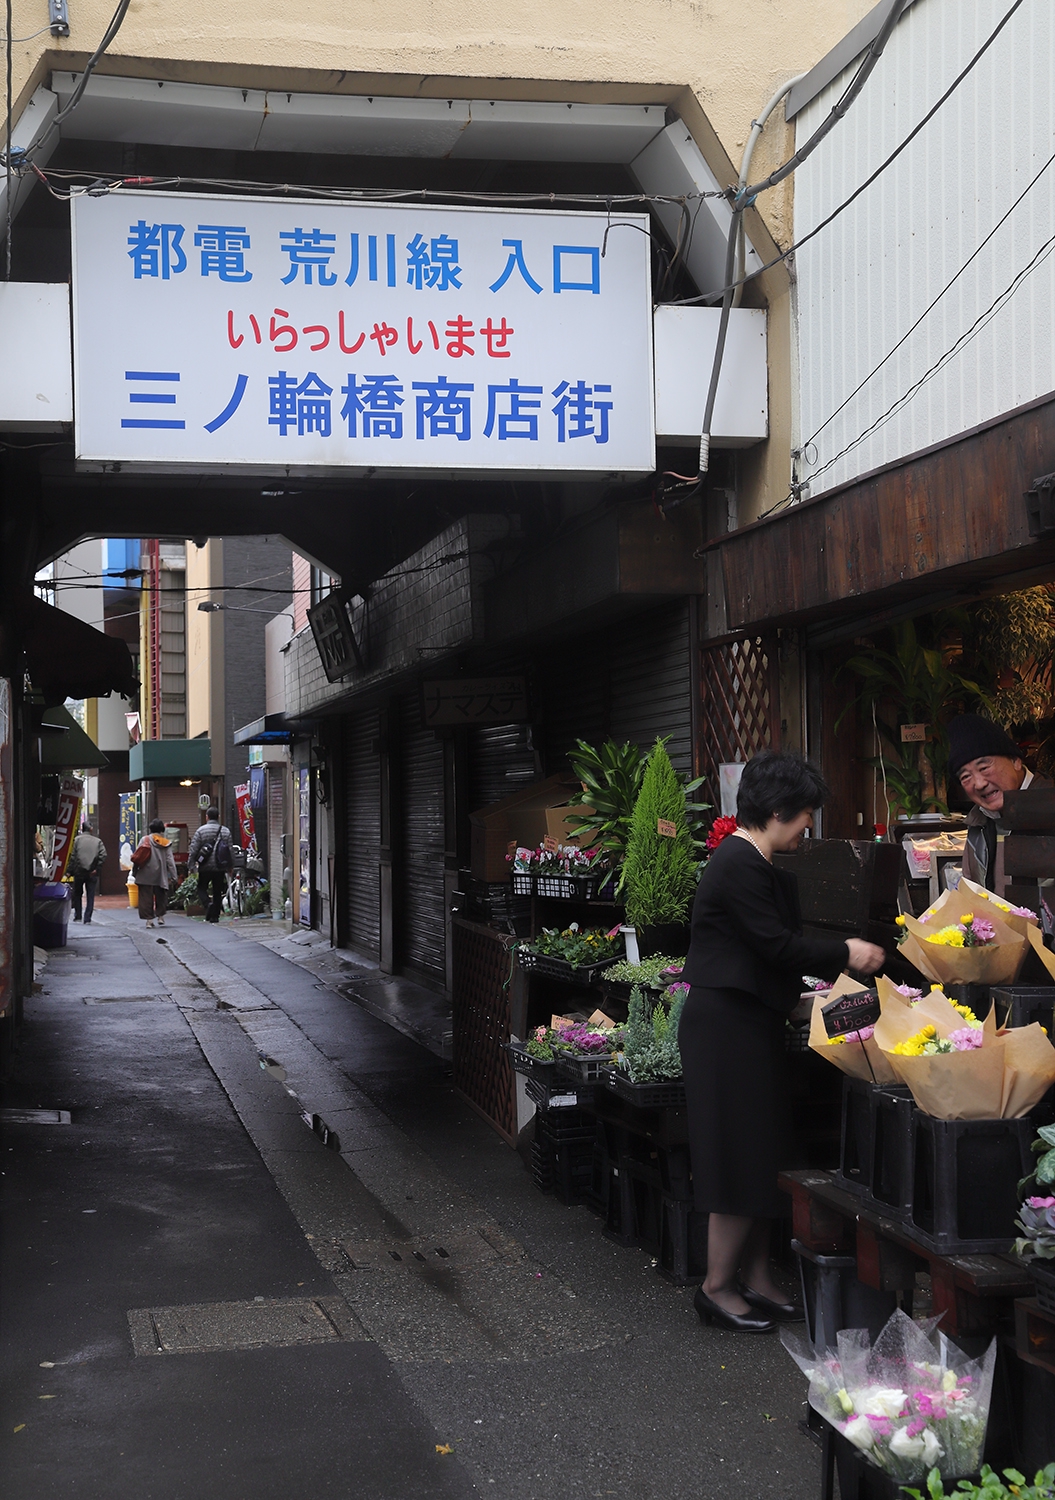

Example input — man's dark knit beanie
[947,714,1022,780]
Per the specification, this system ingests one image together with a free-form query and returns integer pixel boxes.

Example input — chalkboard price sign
[820,989,881,1038]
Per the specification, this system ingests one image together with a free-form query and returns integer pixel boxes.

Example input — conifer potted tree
[621,738,699,957]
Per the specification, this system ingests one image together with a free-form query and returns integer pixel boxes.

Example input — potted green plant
[902,1464,1055,1500]
[621,738,698,956]
[565,738,710,893]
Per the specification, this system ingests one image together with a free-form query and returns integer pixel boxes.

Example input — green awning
[38,706,109,771]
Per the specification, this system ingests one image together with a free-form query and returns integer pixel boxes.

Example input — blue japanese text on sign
[71,191,655,475]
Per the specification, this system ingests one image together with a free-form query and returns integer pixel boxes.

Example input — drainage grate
[0,1108,71,1125]
[127,1296,361,1356]
[84,995,169,1004]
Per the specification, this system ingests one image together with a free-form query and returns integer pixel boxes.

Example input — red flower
[706,815,738,851]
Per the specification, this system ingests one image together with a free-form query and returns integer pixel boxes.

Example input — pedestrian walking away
[69,821,107,924]
[132,819,178,928]
[678,751,885,1334]
[187,806,234,923]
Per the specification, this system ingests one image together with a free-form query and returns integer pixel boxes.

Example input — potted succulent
[621,739,698,957]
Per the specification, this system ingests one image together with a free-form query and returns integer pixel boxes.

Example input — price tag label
[900,723,927,743]
[657,818,677,838]
[542,834,559,852]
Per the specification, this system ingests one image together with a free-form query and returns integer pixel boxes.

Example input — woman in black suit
[679,752,885,1333]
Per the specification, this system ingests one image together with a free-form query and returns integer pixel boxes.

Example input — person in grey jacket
[187,807,232,923]
[133,819,178,928]
[70,822,107,924]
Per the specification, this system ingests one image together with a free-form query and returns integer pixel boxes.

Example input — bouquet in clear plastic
[783,1310,996,1485]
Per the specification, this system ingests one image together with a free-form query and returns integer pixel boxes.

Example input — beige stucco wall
[8,0,874,518]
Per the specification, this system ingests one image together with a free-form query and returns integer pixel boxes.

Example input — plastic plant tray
[535,873,600,900]
[554,1053,618,1084]
[603,1071,687,1109]
[516,950,616,985]
[510,872,535,896]
[505,1041,556,1078]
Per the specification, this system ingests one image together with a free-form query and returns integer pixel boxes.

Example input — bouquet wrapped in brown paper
[894,884,1028,987]
[807,973,900,1085]
[872,980,1055,1119]
[957,876,1055,982]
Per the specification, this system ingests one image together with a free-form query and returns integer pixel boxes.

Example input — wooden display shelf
[779,1169,1033,1337]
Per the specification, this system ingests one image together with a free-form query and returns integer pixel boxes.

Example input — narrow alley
[1,906,816,1500]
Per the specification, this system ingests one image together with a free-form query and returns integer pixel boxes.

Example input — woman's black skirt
[678,984,789,1219]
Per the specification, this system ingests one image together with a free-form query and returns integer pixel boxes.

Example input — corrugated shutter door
[608,602,693,775]
[539,602,693,776]
[400,698,446,980]
[343,710,381,958]
[468,723,538,813]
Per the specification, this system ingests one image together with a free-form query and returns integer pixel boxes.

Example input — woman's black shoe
[694,1287,774,1333]
[738,1284,805,1323]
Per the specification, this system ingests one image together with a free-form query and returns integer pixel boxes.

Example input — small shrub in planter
[621,739,698,942]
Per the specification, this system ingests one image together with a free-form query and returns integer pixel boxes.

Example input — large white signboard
[71,191,654,476]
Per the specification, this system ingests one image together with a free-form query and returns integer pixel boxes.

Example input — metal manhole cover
[127,1296,360,1355]
[0,1108,71,1125]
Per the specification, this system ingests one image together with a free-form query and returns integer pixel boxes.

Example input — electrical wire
[24,0,132,161]
[663,0,1029,309]
[798,139,1055,462]
[30,167,721,211]
[799,225,1055,495]
[0,23,52,42]
[4,0,11,280]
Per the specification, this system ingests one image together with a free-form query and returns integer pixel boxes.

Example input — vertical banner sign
[118,790,138,867]
[70,191,654,475]
[234,782,259,862]
[51,776,84,880]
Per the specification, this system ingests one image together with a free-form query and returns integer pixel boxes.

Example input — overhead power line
[663,0,1029,310]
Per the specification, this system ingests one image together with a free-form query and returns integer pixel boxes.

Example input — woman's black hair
[736,750,829,830]
[148,818,166,833]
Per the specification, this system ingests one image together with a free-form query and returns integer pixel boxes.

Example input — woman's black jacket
[680,835,850,1015]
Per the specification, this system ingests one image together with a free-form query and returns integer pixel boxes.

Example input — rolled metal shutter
[342,710,381,958]
[608,601,693,776]
[400,697,446,981]
[538,602,693,776]
[468,723,539,813]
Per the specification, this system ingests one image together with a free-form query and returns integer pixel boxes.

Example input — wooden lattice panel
[698,634,781,802]
[451,917,518,1145]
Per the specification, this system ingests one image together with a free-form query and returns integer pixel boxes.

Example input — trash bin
[33,881,72,949]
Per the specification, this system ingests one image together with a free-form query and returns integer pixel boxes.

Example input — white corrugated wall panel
[793,0,1055,496]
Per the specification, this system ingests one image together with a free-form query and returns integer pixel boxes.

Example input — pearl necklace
[734,828,772,863]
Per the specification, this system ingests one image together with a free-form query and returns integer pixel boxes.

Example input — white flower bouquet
[783,1310,996,1485]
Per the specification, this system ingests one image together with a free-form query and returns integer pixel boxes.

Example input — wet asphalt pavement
[0,908,821,1499]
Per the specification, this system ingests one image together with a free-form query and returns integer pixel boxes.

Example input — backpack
[213,832,233,871]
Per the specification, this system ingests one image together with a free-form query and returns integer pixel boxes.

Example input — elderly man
[947,714,1050,891]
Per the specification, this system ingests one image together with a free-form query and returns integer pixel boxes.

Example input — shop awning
[37,705,109,770]
[129,739,211,781]
[25,594,139,704]
[233,713,295,746]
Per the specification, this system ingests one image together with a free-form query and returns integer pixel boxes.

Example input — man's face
[957,754,1025,813]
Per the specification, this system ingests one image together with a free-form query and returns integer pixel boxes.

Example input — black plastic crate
[656,1195,708,1285]
[516,950,615,985]
[534,872,601,900]
[554,1053,617,1085]
[792,1239,897,1353]
[1032,1261,1055,1316]
[869,1085,915,1219]
[602,1071,686,1109]
[835,1077,874,1195]
[532,1109,596,1205]
[991,984,1055,1031]
[525,1071,594,1111]
[506,1041,555,1079]
[909,1113,1036,1253]
[510,871,535,896]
